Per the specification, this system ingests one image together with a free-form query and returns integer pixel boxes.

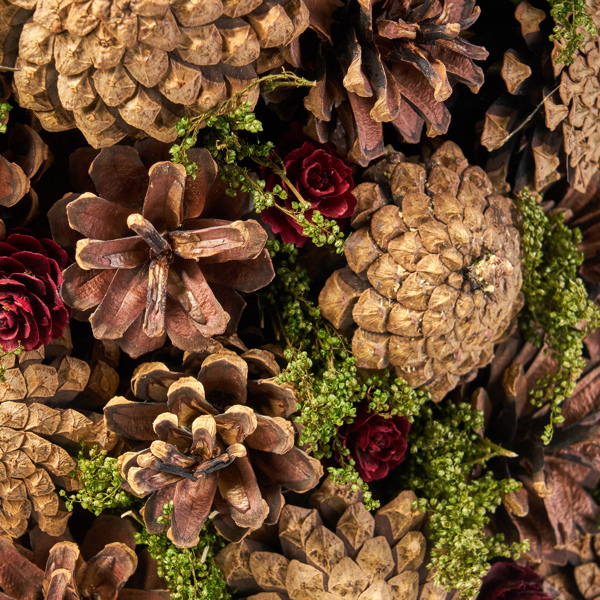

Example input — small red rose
[261,139,357,247]
[0,233,70,351]
[477,561,552,600]
[340,409,410,483]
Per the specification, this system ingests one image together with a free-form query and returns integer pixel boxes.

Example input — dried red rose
[477,561,552,600]
[0,233,69,352]
[261,139,357,247]
[340,409,410,483]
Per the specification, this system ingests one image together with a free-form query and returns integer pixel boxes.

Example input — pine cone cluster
[319,142,523,400]
[0,400,114,539]
[217,477,449,600]
[48,143,274,358]
[303,0,488,165]
[0,0,309,147]
[104,350,322,547]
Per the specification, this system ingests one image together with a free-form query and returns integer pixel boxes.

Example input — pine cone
[543,532,600,600]
[302,0,488,165]
[0,515,143,599]
[104,350,323,547]
[1,0,309,148]
[318,141,523,401]
[481,0,600,194]
[0,122,52,238]
[471,335,600,565]
[0,325,119,407]
[0,400,115,539]
[48,144,274,358]
[216,477,449,600]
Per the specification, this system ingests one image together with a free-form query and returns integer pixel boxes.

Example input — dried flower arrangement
[0,2,599,600]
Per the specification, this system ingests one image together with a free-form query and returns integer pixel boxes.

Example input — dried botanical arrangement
[0,2,599,600]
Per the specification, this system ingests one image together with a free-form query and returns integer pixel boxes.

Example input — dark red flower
[261,139,357,247]
[340,409,410,483]
[0,233,70,351]
[478,561,552,600]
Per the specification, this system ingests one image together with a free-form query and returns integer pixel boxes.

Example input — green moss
[548,0,597,66]
[0,101,11,134]
[398,402,528,599]
[517,188,600,444]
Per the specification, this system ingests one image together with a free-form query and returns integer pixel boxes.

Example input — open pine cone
[0,0,309,148]
[217,477,449,600]
[48,143,274,358]
[303,0,488,165]
[319,141,523,400]
[471,335,600,566]
[0,400,115,539]
[104,350,322,547]
[0,515,141,600]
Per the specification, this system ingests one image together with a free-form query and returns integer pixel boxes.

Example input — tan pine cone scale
[319,142,523,401]
[0,400,115,539]
[217,478,450,600]
[0,0,308,147]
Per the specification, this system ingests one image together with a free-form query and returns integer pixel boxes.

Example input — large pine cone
[104,350,323,547]
[48,143,274,358]
[303,0,488,165]
[0,400,115,539]
[217,477,450,600]
[319,142,523,401]
[0,0,308,148]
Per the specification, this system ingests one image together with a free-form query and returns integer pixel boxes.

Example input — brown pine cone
[216,477,450,600]
[481,0,600,194]
[0,121,52,237]
[470,334,600,566]
[0,0,309,148]
[0,515,149,600]
[0,400,115,540]
[318,141,523,401]
[0,325,119,407]
[302,0,488,165]
[48,143,274,359]
[104,350,323,547]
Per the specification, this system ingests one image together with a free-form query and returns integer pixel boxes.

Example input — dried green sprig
[517,187,600,444]
[0,101,11,134]
[548,0,597,65]
[135,505,230,600]
[398,402,528,599]
[0,342,23,382]
[169,71,345,252]
[61,446,229,600]
[260,242,427,509]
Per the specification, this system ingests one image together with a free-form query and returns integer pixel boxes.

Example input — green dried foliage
[62,446,229,600]
[260,242,427,509]
[517,188,600,444]
[0,101,11,134]
[398,402,528,599]
[170,72,345,252]
[548,0,597,65]
[0,343,22,381]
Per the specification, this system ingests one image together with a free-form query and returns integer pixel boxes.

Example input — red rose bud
[261,140,357,247]
[0,233,70,352]
[477,561,552,600]
[340,409,410,483]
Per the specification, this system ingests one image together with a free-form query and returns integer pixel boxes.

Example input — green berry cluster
[548,0,597,65]
[0,101,11,134]
[517,188,600,444]
[136,505,230,600]
[60,445,136,515]
[62,447,229,600]
[261,242,427,509]
[398,402,528,599]
[169,71,345,252]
